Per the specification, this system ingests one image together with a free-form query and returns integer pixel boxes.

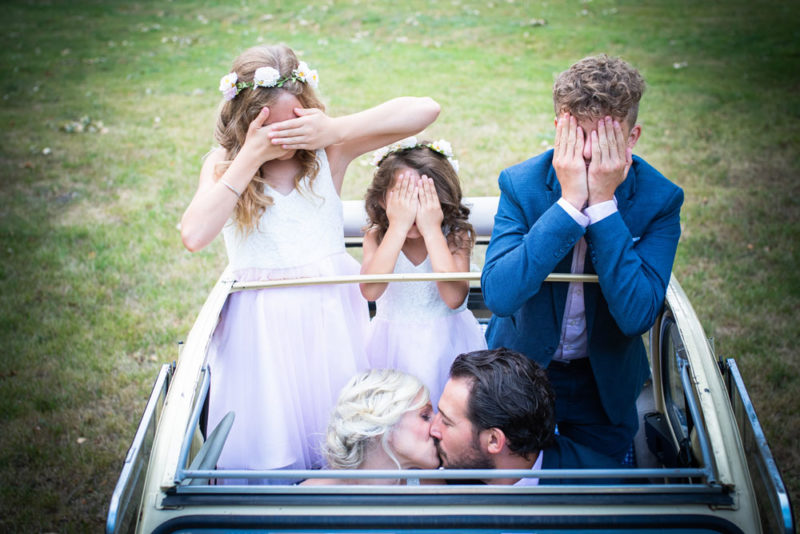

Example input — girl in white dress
[180,44,440,482]
[360,139,487,408]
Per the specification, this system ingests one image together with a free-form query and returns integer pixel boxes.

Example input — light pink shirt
[512,449,544,486]
[552,198,617,362]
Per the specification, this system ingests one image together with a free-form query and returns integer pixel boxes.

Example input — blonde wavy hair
[324,369,429,470]
[214,44,325,232]
[553,54,645,128]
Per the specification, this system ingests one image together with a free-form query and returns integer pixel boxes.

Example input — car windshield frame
[168,272,722,498]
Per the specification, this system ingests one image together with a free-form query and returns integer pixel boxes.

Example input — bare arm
[416,176,470,309]
[180,107,289,252]
[359,173,418,301]
[268,97,440,193]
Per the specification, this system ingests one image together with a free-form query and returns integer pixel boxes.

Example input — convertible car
[107,197,794,534]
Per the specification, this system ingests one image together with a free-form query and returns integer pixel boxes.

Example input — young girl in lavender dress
[180,44,440,482]
[360,139,487,408]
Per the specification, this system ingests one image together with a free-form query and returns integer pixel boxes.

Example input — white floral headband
[370,136,460,173]
[218,61,319,101]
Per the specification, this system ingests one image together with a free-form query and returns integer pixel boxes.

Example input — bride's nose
[429,413,443,438]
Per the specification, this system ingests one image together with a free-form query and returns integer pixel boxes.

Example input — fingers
[566,114,578,160]
[610,118,624,159]
[554,113,566,158]
[623,146,633,178]
[597,118,611,162]
[420,175,438,207]
[394,172,417,203]
[248,107,270,133]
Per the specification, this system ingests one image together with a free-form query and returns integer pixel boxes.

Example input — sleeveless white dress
[206,149,369,483]
[365,251,487,408]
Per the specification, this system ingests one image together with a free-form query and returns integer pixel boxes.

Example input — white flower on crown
[294,61,311,82]
[427,139,459,172]
[397,136,418,149]
[306,68,320,89]
[369,136,459,172]
[370,146,391,166]
[370,136,418,166]
[253,66,281,87]
[428,139,454,158]
[219,72,239,101]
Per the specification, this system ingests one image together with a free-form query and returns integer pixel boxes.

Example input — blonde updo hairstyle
[214,44,325,232]
[325,369,429,470]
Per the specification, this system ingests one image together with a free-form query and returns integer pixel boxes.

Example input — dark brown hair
[364,144,474,252]
[450,348,556,456]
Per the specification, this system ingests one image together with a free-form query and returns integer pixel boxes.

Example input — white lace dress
[366,251,487,408]
[206,149,369,483]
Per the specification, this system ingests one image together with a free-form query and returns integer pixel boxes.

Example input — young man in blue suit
[430,348,619,485]
[481,55,683,463]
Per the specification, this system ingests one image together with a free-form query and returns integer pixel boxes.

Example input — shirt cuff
[557,197,589,228]
[585,199,618,225]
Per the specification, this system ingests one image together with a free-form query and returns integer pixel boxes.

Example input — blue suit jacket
[482,150,683,424]
[540,435,622,485]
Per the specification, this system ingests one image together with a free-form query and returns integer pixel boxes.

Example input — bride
[303,368,441,485]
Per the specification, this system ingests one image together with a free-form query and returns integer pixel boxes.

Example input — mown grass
[1,0,798,530]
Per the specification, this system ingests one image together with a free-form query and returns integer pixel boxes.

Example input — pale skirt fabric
[207,253,369,484]
[205,149,369,484]
[365,252,487,408]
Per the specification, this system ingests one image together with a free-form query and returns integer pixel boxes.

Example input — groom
[430,348,619,485]
[481,54,683,462]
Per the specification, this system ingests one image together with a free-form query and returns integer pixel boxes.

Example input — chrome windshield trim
[106,364,170,534]
[178,466,710,482]
[230,272,599,292]
[726,358,794,533]
[173,367,210,485]
[678,350,717,485]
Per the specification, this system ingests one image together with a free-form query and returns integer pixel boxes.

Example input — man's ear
[627,124,642,150]
[485,428,507,455]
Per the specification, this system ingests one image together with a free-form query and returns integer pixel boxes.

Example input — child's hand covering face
[267,107,337,151]
[415,176,444,237]
[385,171,420,234]
[241,106,291,164]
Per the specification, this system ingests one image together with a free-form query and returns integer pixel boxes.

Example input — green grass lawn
[1,0,798,530]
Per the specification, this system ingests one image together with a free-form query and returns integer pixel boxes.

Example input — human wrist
[561,192,587,211]
[419,222,443,241]
[385,223,411,242]
[235,145,267,171]
[587,190,614,206]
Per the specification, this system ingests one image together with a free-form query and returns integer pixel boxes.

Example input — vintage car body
[107,198,794,533]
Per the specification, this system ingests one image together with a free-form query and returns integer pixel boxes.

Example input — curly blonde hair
[553,54,645,128]
[364,144,474,252]
[214,44,325,232]
[324,369,429,470]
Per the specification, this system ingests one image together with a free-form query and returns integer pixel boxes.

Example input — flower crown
[218,61,319,101]
[370,136,460,173]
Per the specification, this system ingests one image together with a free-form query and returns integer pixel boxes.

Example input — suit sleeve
[586,186,684,336]
[481,169,585,317]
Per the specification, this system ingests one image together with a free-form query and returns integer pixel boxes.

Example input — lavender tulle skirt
[206,252,369,484]
[365,310,487,409]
